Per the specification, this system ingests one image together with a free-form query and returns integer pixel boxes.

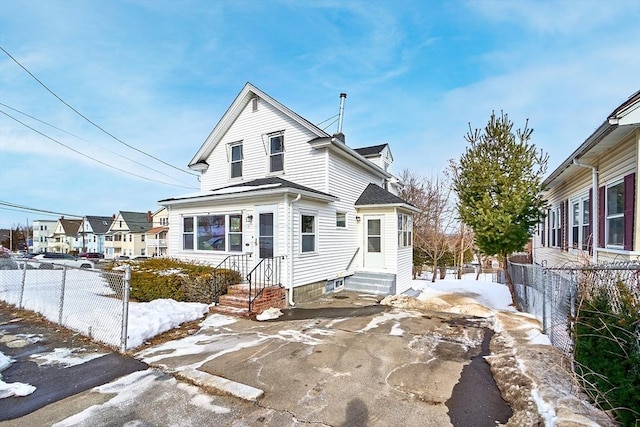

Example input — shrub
[104,258,244,303]
[574,279,640,426]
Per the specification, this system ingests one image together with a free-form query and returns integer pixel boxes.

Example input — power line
[0,109,199,189]
[0,45,199,177]
[0,201,83,218]
[0,102,196,187]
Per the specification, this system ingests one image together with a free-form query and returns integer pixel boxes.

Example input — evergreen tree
[452,111,548,308]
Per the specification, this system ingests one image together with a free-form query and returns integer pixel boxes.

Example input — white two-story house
[160,83,418,306]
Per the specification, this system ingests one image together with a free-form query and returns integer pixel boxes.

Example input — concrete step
[345,272,396,296]
[209,305,251,317]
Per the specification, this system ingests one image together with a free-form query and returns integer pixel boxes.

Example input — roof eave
[356,203,421,213]
[160,187,338,206]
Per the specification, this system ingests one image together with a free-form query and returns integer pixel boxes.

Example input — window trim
[569,193,590,252]
[268,133,284,174]
[229,141,243,179]
[550,206,561,248]
[336,212,347,229]
[397,213,413,248]
[182,214,244,253]
[300,211,318,255]
[605,180,624,249]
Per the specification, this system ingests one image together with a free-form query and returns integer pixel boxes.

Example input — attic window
[252,97,258,112]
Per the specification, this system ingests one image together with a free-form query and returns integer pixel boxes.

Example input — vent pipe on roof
[337,92,347,134]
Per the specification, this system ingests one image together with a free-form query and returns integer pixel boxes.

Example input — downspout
[573,158,598,263]
[288,193,302,306]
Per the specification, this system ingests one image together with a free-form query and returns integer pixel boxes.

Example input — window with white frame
[183,217,194,250]
[230,142,243,179]
[182,214,244,252]
[336,212,346,228]
[570,195,590,251]
[550,206,561,247]
[269,134,284,173]
[397,214,412,247]
[300,213,317,253]
[606,181,624,247]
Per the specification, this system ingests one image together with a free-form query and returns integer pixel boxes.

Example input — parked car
[32,253,95,269]
[115,255,130,261]
[0,257,19,270]
[78,252,105,260]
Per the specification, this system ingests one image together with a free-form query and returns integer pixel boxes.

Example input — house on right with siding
[533,90,640,266]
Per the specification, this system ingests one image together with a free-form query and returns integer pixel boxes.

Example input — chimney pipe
[337,93,347,134]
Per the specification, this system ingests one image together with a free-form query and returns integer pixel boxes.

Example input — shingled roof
[355,183,418,210]
[84,216,113,235]
[354,144,388,157]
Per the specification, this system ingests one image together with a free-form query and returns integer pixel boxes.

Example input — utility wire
[0,109,198,189]
[0,45,199,177]
[0,201,83,218]
[322,117,340,132]
[316,113,339,126]
[0,102,195,187]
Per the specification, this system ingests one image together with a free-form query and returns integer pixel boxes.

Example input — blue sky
[1,0,639,229]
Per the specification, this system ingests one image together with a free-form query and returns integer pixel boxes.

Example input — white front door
[254,205,277,261]
[364,216,384,268]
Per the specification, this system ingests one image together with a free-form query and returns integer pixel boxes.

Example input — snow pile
[126,299,209,348]
[30,348,106,367]
[384,276,615,426]
[256,307,283,321]
[0,351,36,399]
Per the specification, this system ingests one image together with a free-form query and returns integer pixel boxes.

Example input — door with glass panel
[255,206,276,260]
[364,216,384,268]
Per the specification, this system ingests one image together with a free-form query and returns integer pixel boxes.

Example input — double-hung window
[397,214,412,247]
[550,206,561,247]
[269,134,284,173]
[606,181,624,247]
[230,142,243,179]
[336,212,346,228]
[570,195,590,250]
[183,217,194,250]
[301,213,317,253]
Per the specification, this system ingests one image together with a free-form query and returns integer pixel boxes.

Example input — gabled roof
[119,211,152,233]
[544,90,640,186]
[146,226,168,234]
[189,82,332,168]
[355,183,419,212]
[56,219,82,235]
[160,176,337,205]
[84,216,113,235]
[354,143,389,157]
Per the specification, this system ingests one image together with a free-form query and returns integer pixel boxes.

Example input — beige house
[533,90,640,266]
[104,211,152,259]
[146,207,169,257]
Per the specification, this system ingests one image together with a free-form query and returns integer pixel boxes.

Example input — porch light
[246,215,253,223]
[356,216,361,223]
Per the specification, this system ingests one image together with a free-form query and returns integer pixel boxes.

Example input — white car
[32,253,95,269]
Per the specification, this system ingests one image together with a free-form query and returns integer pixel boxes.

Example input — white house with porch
[160,83,418,311]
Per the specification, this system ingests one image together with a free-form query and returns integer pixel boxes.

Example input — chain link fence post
[542,268,548,333]
[120,264,131,353]
[19,261,27,309]
[58,266,67,325]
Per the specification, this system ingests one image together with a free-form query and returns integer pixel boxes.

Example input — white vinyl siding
[199,101,326,191]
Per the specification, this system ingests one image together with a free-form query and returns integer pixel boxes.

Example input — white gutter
[288,193,302,306]
[573,158,598,263]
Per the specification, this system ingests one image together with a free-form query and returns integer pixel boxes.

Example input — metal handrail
[246,256,285,313]
[346,247,360,270]
[211,254,252,304]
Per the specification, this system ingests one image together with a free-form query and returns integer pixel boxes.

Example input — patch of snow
[357,311,418,333]
[256,308,283,321]
[389,322,404,336]
[0,351,36,399]
[200,314,237,328]
[30,348,107,367]
[531,387,558,425]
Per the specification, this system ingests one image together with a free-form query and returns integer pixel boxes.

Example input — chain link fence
[507,261,640,355]
[0,261,131,352]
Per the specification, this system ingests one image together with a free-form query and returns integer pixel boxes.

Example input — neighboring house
[146,207,169,257]
[79,216,113,254]
[49,218,82,253]
[533,90,640,266]
[104,211,153,259]
[31,220,57,253]
[160,83,418,305]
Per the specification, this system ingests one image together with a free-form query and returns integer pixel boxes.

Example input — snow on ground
[0,351,36,399]
[1,269,614,425]
[381,273,613,427]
